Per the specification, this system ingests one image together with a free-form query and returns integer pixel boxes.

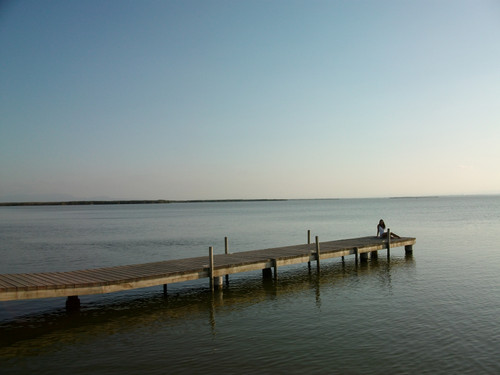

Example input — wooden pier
[0,235,415,307]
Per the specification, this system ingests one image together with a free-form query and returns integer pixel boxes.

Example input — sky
[1,0,499,201]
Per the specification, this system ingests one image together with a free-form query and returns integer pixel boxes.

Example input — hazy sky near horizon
[1,0,499,201]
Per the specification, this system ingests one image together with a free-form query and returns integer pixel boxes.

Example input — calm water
[1,197,500,374]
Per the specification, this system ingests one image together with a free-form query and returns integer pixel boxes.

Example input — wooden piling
[273,259,278,280]
[315,236,320,272]
[65,295,80,311]
[405,244,413,254]
[209,246,214,291]
[262,268,273,279]
[307,230,311,271]
[225,236,229,285]
[387,229,391,257]
[215,276,223,290]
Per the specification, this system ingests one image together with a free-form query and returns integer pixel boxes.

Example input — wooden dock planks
[0,236,415,301]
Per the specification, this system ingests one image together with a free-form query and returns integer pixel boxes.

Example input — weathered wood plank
[0,276,19,289]
[6,273,54,289]
[0,274,36,288]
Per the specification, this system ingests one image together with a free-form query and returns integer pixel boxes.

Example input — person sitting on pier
[377,219,401,239]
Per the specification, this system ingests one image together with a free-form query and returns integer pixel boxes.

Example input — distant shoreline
[0,199,287,207]
[1,194,497,207]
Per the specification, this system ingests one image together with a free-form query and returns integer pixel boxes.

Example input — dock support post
[370,251,378,259]
[360,252,368,262]
[307,230,311,271]
[354,247,359,264]
[262,267,273,279]
[214,276,223,290]
[405,244,413,254]
[209,246,215,292]
[163,284,167,296]
[66,295,80,311]
[273,259,278,280]
[225,236,229,285]
[315,236,320,272]
[387,229,391,257]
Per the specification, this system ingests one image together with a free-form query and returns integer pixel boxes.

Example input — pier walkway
[0,235,415,305]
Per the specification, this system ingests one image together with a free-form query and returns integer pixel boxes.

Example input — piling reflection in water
[0,253,414,359]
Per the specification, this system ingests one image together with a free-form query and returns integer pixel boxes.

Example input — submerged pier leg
[209,246,215,292]
[371,251,378,259]
[214,276,223,290]
[405,245,413,254]
[262,267,273,279]
[208,247,224,291]
[66,295,80,311]
[386,229,391,257]
[225,236,230,285]
[315,236,321,273]
[360,252,368,262]
[307,230,311,271]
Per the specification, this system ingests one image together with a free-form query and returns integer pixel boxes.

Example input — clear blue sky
[1,0,499,201]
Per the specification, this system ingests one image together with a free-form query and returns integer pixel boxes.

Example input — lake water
[1,196,500,374]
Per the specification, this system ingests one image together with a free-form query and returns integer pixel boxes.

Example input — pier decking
[0,236,415,304]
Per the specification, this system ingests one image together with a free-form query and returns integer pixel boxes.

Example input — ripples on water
[1,197,500,374]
